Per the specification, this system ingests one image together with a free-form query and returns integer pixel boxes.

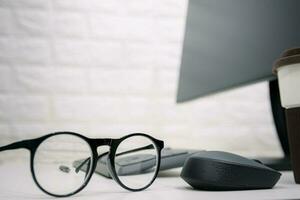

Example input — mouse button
[191,151,271,170]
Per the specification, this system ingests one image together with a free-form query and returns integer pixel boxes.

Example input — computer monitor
[177,0,300,169]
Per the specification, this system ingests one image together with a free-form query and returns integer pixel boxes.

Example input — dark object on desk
[180,151,281,190]
[285,108,300,183]
[269,80,291,170]
[74,148,200,178]
[257,156,291,171]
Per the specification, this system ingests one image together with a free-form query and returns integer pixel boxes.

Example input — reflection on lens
[114,135,158,190]
[33,134,93,196]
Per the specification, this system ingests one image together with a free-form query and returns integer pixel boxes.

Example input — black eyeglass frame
[0,131,164,197]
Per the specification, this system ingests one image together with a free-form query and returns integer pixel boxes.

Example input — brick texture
[0,0,282,161]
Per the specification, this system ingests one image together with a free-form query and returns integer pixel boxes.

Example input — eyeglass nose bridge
[72,138,113,176]
[92,138,113,147]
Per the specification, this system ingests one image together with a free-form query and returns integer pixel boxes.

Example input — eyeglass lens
[114,135,159,190]
[33,134,94,196]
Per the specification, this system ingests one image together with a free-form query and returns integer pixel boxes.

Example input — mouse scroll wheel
[253,159,263,164]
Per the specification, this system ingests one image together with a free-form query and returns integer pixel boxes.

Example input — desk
[0,162,300,200]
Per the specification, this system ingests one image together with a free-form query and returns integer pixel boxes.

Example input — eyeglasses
[0,132,164,197]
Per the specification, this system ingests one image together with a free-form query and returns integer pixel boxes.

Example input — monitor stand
[259,80,291,171]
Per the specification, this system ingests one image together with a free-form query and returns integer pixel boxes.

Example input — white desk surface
[0,162,300,200]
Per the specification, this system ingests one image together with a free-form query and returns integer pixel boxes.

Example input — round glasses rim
[108,134,162,191]
[31,132,95,197]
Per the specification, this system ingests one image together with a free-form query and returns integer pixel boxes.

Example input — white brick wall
[0,0,282,162]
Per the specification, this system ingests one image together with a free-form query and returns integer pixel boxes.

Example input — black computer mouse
[180,151,281,190]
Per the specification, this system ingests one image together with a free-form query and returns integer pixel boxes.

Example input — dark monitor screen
[177,0,300,102]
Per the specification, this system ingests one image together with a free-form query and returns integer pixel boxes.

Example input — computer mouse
[180,151,281,190]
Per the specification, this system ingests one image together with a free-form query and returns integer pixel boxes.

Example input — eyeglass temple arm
[115,144,154,157]
[75,144,155,173]
[0,140,28,152]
